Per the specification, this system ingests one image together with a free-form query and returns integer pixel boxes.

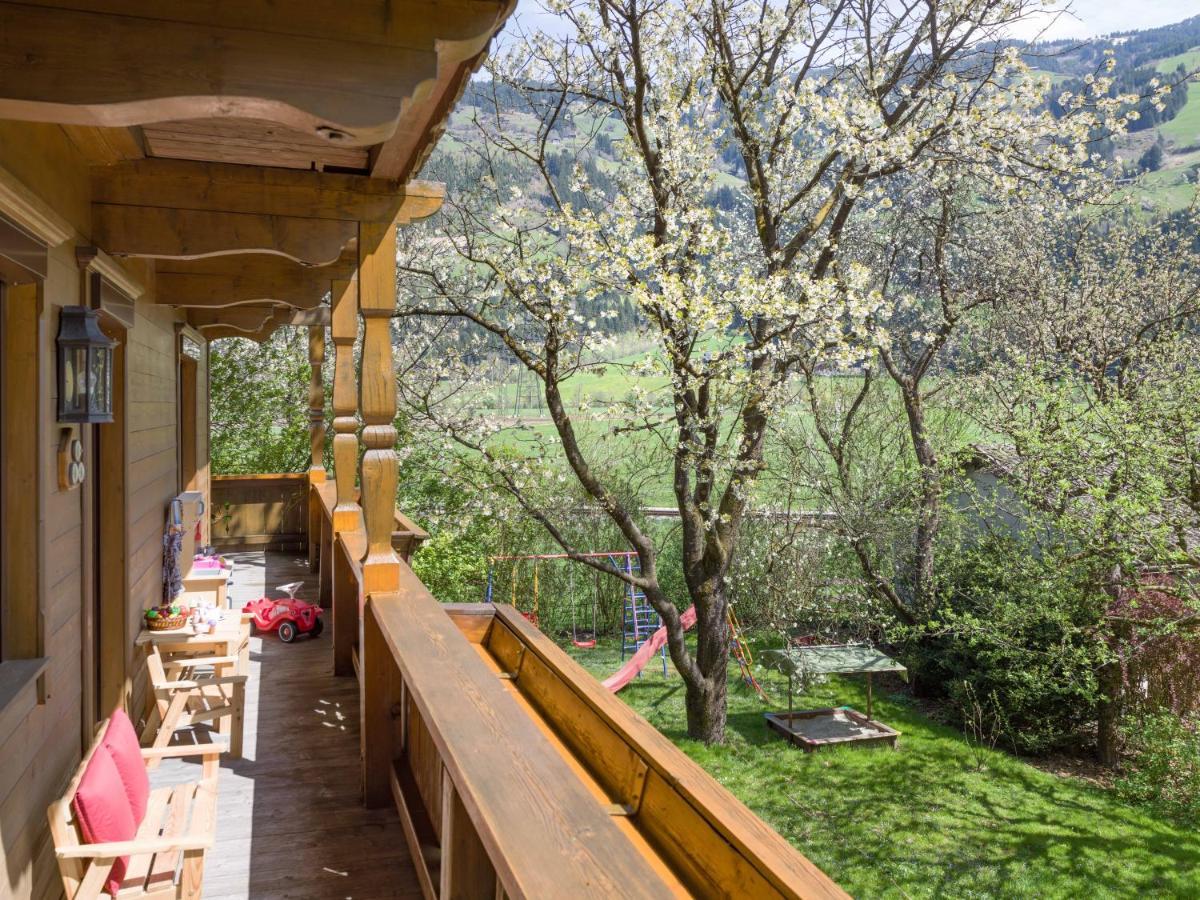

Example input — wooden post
[362,596,401,808]
[356,219,401,595]
[306,324,326,572]
[330,277,361,534]
[330,277,361,677]
[319,515,333,607]
[440,775,495,898]
[332,535,359,678]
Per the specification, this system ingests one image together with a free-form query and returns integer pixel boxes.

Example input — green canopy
[764,645,907,681]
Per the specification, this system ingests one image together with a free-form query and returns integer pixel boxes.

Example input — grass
[558,637,1200,899]
[1153,48,1200,148]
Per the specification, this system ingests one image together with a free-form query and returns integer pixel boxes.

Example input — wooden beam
[291,308,331,327]
[154,254,354,310]
[357,220,401,595]
[93,205,356,264]
[330,278,363,534]
[0,2,439,146]
[197,323,282,343]
[60,124,145,165]
[371,0,515,179]
[189,305,287,333]
[92,158,444,224]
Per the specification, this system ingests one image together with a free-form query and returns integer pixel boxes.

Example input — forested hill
[426,14,1200,212]
[1021,14,1200,74]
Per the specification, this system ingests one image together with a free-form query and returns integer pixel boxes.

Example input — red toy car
[242,582,323,642]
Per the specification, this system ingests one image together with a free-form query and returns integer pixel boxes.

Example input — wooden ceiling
[0,0,514,180]
[0,0,513,340]
[142,119,373,173]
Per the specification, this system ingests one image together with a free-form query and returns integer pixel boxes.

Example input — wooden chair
[141,645,247,767]
[48,711,223,899]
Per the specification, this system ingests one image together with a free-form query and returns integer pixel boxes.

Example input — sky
[1006,0,1200,42]
[507,0,1199,43]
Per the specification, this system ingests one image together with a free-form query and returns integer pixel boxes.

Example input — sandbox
[764,707,900,751]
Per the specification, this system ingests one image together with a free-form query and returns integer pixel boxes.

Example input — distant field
[1156,48,1200,147]
[1154,48,1200,76]
[480,368,981,509]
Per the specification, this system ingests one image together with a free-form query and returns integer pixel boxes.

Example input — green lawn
[1155,49,1200,147]
[561,638,1200,899]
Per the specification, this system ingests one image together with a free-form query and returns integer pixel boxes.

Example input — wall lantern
[57,306,116,424]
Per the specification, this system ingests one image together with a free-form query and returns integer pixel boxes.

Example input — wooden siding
[0,126,206,900]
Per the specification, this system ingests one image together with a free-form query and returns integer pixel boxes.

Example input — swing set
[484,551,770,704]
[484,551,635,649]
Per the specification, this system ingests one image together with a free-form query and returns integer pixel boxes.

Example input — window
[0,237,47,723]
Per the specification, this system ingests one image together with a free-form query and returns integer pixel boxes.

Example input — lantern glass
[56,306,116,423]
[61,345,88,418]
[88,346,110,416]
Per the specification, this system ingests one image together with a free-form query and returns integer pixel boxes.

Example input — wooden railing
[350,569,847,899]
[211,473,309,550]
[306,477,845,898]
[309,479,427,675]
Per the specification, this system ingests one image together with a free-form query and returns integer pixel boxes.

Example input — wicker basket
[145,613,188,631]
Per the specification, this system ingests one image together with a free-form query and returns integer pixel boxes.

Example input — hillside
[430,14,1200,212]
[1023,15,1200,209]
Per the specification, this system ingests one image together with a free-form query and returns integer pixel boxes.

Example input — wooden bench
[48,711,223,899]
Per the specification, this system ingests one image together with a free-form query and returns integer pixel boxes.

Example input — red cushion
[72,746,135,896]
[101,710,150,823]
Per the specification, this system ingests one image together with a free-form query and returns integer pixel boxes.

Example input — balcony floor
[155,551,421,899]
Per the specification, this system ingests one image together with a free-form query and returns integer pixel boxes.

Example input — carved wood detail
[356,220,400,594]
[330,277,362,534]
[93,204,355,264]
[308,325,327,484]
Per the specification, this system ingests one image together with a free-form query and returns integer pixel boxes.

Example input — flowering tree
[968,202,1200,763]
[775,178,1033,627]
[396,0,1128,742]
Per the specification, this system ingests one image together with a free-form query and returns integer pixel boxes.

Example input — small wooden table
[137,609,251,743]
[181,566,231,609]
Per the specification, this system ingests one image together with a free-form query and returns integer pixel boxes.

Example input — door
[84,315,128,733]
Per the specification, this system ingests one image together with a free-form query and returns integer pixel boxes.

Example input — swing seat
[520,610,540,627]
[572,637,597,650]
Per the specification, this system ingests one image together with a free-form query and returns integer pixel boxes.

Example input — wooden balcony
[154,550,423,899]
[154,473,846,898]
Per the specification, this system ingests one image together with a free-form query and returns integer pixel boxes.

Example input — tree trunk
[1097,573,1128,767]
[1096,657,1122,766]
[681,584,730,743]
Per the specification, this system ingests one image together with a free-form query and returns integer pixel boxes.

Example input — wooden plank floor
[155,551,421,899]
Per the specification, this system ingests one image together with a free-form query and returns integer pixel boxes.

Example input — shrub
[903,533,1108,754]
[1114,712,1200,825]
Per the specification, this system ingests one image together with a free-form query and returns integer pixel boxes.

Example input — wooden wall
[0,123,208,900]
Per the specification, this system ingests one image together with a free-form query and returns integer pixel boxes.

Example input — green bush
[903,534,1108,754]
[209,332,316,475]
[1115,712,1200,824]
